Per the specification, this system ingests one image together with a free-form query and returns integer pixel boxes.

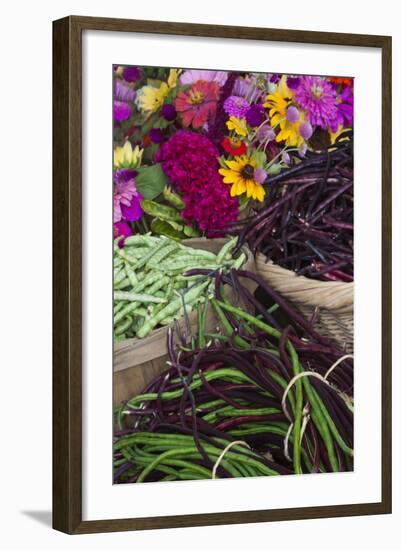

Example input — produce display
[112,65,354,483]
[113,235,246,340]
[114,271,353,482]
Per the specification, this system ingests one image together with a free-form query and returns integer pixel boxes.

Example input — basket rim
[256,253,353,312]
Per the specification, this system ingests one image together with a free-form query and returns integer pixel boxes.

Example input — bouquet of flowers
[113,66,353,242]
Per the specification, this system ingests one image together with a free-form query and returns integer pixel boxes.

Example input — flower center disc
[241,164,255,180]
[311,85,323,99]
[189,91,204,105]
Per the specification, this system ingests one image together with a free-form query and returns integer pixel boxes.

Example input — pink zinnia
[295,76,339,131]
[179,70,228,87]
[175,81,220,129]
[113,174,143,223]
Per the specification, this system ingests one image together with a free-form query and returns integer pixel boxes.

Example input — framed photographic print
[52,16,392,534]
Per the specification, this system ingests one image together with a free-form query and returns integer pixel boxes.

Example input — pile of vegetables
[114,270,353,483]
[229,136,354,282]
[113,235,246,340]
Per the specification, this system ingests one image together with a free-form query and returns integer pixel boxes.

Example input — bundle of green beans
[113,235,246,340]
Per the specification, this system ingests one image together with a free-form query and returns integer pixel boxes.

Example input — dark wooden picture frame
[53,15,392,534]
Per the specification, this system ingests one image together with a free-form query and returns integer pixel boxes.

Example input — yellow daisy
[219,155,265,202]
[226,116,248,137]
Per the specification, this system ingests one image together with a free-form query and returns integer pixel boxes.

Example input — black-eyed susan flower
[219,155,266,202]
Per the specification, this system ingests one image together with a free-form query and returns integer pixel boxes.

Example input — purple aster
[149,128,164,144]
[114,79,136,102]
[295,76,339,131]
[114,100,132,122]
[161,103,177,121]
[122,66,142,82]
[269,74,280,84]
[246,104,265,127]
[232,76,262,104]
[223,95,250,118]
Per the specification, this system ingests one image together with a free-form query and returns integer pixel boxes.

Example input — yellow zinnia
[219,156,265,202]
[226,116,248,137]
[137,82,169,113]
[114,141,143,169]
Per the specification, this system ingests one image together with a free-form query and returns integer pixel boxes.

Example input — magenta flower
[336,85,354,127]
[114,100,132,122]
[113,170,143,223]
[114,221,134,243]
[295,76,339,131]
[156,130,239,232]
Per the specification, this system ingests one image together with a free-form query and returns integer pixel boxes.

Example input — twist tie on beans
[324,354,353,381]
[284,404,310,463]
[281,355,353,465]
[212,440,250,479]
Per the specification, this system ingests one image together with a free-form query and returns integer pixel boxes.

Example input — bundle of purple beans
[114,270,353,483]
[231,137,353,282]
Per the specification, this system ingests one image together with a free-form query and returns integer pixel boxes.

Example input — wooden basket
[256,253,353,352]
[114,239,256,406]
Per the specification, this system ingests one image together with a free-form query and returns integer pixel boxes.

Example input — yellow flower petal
[254,183,266,202]
[231,179,247,196]
[246,180,255,198]
[226,116,248,137]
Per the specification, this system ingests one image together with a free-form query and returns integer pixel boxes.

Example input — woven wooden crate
[114,239,256,406]
[256,253,353,352]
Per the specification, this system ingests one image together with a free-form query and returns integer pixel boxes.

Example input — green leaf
[151,218,186,240]
[217,155,228,168]
[163,186,185,209]
[252,150,267,167]
[267,163,282,176]
[183,225,201,237]
[141,199,182,222]
[135,164,168,200]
